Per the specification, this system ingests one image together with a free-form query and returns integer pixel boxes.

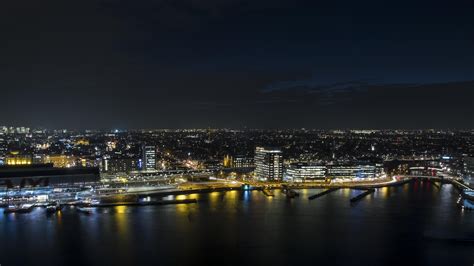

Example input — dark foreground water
[1,181,473,266]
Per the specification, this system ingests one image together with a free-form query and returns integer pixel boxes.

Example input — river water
[0,180,473,266]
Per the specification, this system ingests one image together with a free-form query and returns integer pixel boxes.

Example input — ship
[46,202,62,214]
[4,204,35,214]
[461,189,474,201]
[76,206,94,214]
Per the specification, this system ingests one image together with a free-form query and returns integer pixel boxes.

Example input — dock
[282,187,300,198]
[308,188,339,200]
[431,182,441,189]
[262,189,275,197]
[350,189,375,203]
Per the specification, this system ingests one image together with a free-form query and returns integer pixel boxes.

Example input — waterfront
[0,181,473,266]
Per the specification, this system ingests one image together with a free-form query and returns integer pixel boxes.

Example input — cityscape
[2,0,474,265]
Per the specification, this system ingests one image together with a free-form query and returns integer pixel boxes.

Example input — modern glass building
[254,147,283,181]
[326,164,376,179]
[286,163,326,182]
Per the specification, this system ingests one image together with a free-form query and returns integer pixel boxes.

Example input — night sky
[1,0,473,129]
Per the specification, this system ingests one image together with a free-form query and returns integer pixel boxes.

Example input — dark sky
[1,0,473,129]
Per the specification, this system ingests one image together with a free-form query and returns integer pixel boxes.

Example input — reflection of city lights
[176,195,187,200]
[115,205,127,214]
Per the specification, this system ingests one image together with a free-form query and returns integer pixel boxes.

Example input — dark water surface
[1,181,473,266]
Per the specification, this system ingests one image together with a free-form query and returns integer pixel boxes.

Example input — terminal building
[286,163,326,182]
[254,147,283,181]
[0,164,100,199]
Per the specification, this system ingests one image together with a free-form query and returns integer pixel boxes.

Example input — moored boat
[76,206,94,214]
[46,202,62,214]
[462,189,474,201]
[4,204,35,214]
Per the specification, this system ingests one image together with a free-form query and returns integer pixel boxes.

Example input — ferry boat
[46,202,62,214]
[4,204,35,214]
[461,189,474,201]
[76,206,94,214]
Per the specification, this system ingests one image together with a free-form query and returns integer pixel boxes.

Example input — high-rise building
[463,156,474,187]
[0,133,6,164]
[254,147,283,181]
[142,145,156,171]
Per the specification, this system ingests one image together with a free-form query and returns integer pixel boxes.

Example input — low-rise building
[286,163,326,182]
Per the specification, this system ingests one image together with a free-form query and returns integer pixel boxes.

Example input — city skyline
[1,1,473,265]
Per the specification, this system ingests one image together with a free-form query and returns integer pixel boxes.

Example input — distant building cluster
[0,127,471,185]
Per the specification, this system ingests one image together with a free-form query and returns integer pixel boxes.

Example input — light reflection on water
[0,183,472,266]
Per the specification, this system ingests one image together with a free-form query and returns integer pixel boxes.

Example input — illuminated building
[287,163,326,182]
[254,147,283,181]
[0,164,100,199]
[233,156,254,168]
[74,139,90,146]
[223,155,232,167]
[142,145,156,171]
[5,152,32,165]
[326,164,376,179]
[0,134,6,164]
[42,155,78,168]
[103,158,140,173]
[463,157,474,187]
[106,141,117,152]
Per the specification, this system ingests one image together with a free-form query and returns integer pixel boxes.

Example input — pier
[262,189,275,197]
[431,181,441,189]
[282,186,300,198]
[308,188,339,200]
[350,189,375,203]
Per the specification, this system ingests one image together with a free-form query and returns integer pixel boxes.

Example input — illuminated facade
[464,157,474,187]
[5,152,32,166]
[223,155,232,167]
[254,147,283,181]
[42,155,78,168]
[287,163,326,182]
[326,164,376,179]
[233,156,254,168]
[74,139,90,146]
[103,158,140,173]
[0,134,6,164]
[0,164,100,201]
[142,145,156,170]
